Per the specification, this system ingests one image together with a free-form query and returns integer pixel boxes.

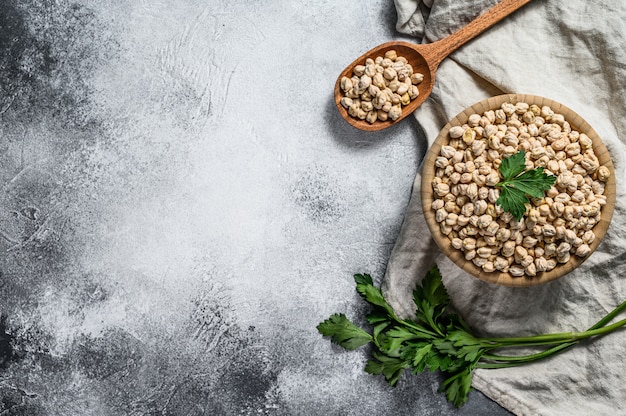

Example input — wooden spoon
[334,0,533,131]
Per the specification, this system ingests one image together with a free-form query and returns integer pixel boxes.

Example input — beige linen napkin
[383,1,626,415]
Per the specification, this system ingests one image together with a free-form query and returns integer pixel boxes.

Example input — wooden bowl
[421,94,616,287]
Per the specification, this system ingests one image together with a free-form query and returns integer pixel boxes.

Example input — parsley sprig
[495,150,556,220]
[318,265,626,407]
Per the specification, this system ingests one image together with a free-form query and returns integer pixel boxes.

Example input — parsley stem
[587,299,626,329]
[483,298,626,347]
[477,300,626,367]
[477,342,575,369]
[398,319,439,338]
[320,265,626,409]
[484,317,626,347]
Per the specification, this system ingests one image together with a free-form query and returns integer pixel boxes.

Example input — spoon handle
[425,0,533,66]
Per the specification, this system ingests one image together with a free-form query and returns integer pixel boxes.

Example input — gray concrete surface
[0,0,513,414]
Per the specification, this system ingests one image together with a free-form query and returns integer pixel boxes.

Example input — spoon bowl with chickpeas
[335,0,533,131]
[421,94,616,287]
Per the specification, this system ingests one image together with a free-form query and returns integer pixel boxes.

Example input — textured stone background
[0,1,512,414]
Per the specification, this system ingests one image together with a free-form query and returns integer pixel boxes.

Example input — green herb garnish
[318,265,626,407]
[495,150,556,220]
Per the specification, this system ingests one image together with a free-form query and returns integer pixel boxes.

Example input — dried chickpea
[340,50,424,124]
[431,101,609,277]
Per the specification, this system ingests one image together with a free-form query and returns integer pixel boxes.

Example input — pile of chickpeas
[339,50,424,124]
[431,101,610,277]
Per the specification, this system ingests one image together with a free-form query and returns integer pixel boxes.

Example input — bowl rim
[420,93,616,287]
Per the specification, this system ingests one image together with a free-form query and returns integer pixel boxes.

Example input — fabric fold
[393,0,431,39]
[384,1,626,415]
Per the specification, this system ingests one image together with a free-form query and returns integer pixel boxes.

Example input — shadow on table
[324,96,429,162]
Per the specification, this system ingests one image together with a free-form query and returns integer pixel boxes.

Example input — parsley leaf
[380,327,423,354]
[401,341,434,372]
[355,273,397,320]
[434,330,486,363]
[508,167,555,198]
[439,366,474,408]
[495,150,556,220]
[318,264,626,408]
[497,185,528,221]
[316,314,372,350]
[413,264,449,336]
[498,149,527,180]
[365,352,410,386]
